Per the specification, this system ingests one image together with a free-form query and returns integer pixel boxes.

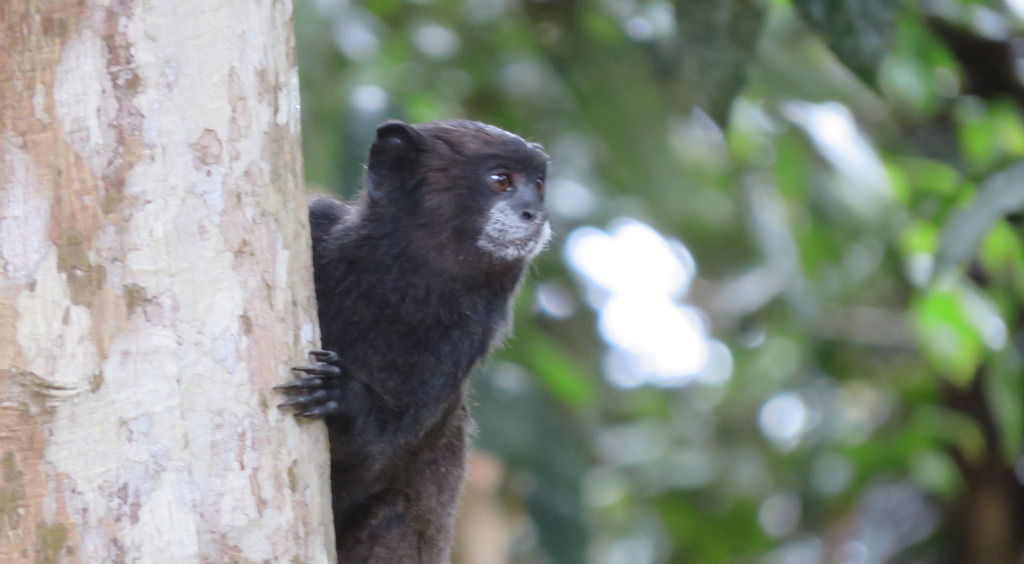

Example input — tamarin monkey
[277,120,550,563]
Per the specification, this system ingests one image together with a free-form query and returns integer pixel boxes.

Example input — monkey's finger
[274,377,324,391]
[309,350,340,364]
[296,401,341,418]
[293,364,342,377]
[277,390,330,408]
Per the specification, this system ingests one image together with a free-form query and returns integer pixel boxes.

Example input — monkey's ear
[368,121,427,196]
[373,121,426,150]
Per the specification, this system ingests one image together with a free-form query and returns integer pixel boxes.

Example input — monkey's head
[366,120,551,271]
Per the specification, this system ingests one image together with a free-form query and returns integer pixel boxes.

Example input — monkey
[276,120,550,563]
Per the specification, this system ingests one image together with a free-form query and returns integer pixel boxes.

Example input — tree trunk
[0,1,334,562]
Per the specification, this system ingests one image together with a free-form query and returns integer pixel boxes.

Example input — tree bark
[0,1,334,562]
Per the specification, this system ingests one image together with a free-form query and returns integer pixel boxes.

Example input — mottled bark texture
[0,1,334,562]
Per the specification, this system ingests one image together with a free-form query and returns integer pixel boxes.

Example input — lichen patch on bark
[34,520,68,564]
[0,452,26,534]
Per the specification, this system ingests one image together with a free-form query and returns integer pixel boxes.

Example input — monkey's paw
[275,350,364,419]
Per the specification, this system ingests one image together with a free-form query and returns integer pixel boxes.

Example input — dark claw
[297,400,341,418]
[273,377,324,391]
[293,364,342,377]
[277,389,330,408]
[309,350,339,363]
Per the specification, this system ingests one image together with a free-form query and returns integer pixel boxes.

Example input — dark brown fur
[278,120,549,562]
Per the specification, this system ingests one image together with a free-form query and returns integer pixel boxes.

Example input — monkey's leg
[336,408,467,564]
[334,490,418,564]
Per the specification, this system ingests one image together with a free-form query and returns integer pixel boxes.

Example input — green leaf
[522,335,597,410]
[792,0,899,83]
[877,15,956,116]
[656,494,770,564]
[909,449,962,499]
[979,220,1024,302]
[901,157,961,196]
[957,101,1024,174]
[900,221,937,257]
[934,162,1024,279]
[986,345,1024,461]
[911,287,983,386]
[878,55,934,113]
[912,405,986,464]
[980,221,1023,271]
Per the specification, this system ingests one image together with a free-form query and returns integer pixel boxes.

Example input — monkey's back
[307,195,497,563]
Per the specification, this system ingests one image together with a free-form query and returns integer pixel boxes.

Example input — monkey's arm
[277,350,468,455]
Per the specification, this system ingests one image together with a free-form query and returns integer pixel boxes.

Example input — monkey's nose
[518,207,548,224]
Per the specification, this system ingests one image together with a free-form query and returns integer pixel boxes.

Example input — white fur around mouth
[477,202,551,261]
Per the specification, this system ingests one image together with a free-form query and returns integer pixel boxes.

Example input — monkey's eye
[535,178,545,194]
[490,173,513,192]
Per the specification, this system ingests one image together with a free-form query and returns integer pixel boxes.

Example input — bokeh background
[292,0,1024,562]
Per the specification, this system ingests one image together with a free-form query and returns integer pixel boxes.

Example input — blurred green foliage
[294,0,1024,561]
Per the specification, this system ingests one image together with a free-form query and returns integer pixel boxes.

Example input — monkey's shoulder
[308,194,358,244]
